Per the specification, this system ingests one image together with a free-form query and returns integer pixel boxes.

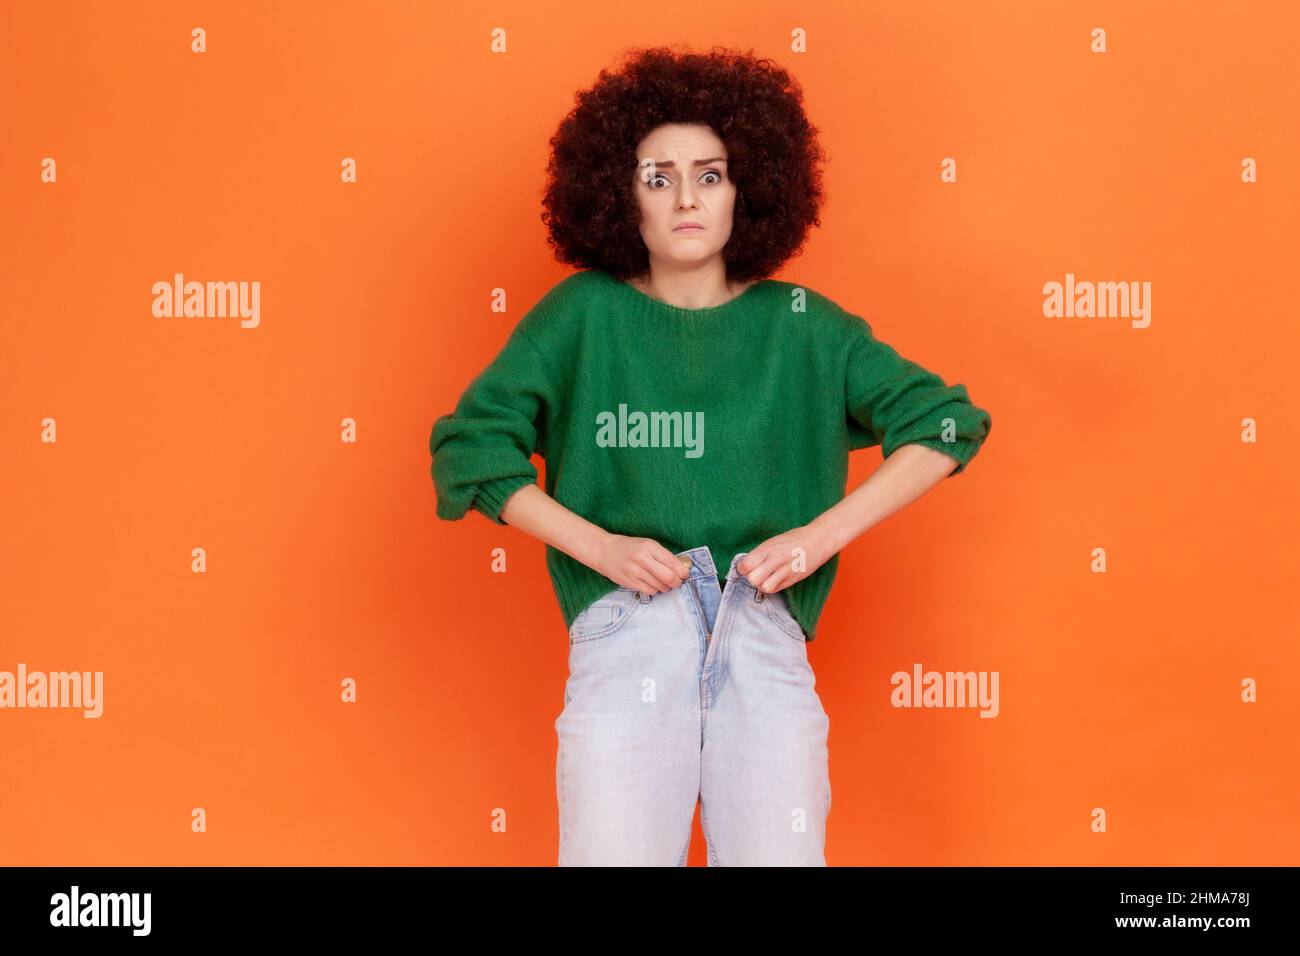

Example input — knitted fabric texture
[429,269,992,640]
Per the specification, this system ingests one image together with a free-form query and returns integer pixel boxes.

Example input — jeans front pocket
[568,587,644,645]
[762,589,808,643]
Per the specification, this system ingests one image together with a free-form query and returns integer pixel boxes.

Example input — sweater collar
[590,269,772,332]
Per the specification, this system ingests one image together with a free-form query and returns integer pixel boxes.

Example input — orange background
[2,0,1297,865]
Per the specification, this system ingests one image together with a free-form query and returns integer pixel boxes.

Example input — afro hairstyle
[540,45,828,283]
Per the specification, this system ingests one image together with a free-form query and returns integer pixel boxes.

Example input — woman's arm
[429,298,687,597]
[811,443,958,555]
[740,313,992,594]
[738,444,958,593]
[498,484,689,595]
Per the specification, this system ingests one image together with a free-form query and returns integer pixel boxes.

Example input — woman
[429,46,992,866]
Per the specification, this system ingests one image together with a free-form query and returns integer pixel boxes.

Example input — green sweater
[429,269,992,640]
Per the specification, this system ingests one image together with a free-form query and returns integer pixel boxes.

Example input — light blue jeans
[555,546,832,865]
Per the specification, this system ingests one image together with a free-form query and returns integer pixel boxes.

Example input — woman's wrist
[807,510,850,560]
[569,523,611,571]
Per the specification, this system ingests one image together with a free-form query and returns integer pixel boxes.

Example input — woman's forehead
[637,122,724,153]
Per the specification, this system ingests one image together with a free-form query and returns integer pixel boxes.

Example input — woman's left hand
[737,524,837,594]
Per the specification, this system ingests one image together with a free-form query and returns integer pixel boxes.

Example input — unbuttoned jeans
[555,546,832,866]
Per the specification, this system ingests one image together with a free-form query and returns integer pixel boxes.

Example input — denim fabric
[555,546,832,865]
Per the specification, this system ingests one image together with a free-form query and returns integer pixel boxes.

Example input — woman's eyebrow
[647,157,727,169]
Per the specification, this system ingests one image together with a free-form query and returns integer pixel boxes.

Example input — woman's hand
[495,486,690,594]
[738,525,837,594]
[592,532,691,594]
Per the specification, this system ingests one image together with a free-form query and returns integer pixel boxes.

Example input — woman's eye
[645,170,721,189]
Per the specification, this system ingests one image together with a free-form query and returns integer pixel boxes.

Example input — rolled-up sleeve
[844,319,992,476]
[429,323,558,524]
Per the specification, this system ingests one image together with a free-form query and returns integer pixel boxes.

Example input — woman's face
[632,123,737,270]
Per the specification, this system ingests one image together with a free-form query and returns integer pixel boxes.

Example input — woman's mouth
[673,223,704,233]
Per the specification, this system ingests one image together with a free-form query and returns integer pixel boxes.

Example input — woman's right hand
[592,533,691,594]
[493,485,691,594]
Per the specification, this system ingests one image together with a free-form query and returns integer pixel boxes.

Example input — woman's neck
[626,268,755,311]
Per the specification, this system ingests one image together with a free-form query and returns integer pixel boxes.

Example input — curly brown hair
[540,45,827,283]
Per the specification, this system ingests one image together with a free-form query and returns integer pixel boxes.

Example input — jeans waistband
[674,546,755,588]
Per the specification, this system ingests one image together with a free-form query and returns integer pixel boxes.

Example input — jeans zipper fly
[687,578,711,642]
